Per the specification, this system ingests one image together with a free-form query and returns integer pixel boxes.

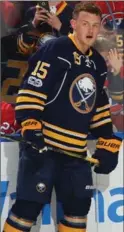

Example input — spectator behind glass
[17,1,73,55]
[94,35,124,132]
[94,35,123,99]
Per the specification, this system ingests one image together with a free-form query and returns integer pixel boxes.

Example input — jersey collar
[68,33,93,57]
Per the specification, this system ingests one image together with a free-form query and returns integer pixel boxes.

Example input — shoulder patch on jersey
[28,76,43,87]
[69,73,96,114]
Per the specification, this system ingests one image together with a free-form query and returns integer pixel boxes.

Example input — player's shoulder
[28,36,72,65]
[43,36,73,53]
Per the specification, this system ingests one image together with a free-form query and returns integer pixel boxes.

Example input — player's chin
[85,39,94,47]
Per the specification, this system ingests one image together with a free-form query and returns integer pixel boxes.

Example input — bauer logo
[0,181,124,224]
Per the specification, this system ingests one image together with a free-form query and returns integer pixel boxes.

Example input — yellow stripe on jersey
[96,137,122,153]
[96,104,110,112]
[44,138,87,153]
[91,110,110,122]
[16,96,45,105]
[18,89,47,100]
[43,129,87,146]
[43,121,87,138]
[90,118,112,129]
[56,1,67,15]
[3,222,23,232]
[58,223,86,232]
[15,104,44,111]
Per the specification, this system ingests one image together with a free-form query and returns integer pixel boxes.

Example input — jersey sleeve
[90,55,122,156]
[15,40,69,125]
[90,89,113,138]
[90,89,122,161]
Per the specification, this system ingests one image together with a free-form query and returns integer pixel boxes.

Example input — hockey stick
[0,133,99,165]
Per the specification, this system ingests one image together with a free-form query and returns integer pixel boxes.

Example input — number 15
[31,61,50,79]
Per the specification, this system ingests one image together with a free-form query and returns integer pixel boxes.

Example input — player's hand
[92,135,122,174]
[46,12,62,31]
[23,129,46,151]
[107,48,123,75]
[32,5,49,27]
[92,150,118,174]
[21,119,46,155]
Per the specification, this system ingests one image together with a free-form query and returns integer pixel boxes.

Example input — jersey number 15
[31,61,50,79]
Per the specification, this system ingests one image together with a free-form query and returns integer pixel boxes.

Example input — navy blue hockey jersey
[15,34,112,155]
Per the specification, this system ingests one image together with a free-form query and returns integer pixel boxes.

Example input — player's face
[71,11,101,47]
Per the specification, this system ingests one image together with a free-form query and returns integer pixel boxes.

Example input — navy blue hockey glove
[21,119,46,154]
[92,136,122,174]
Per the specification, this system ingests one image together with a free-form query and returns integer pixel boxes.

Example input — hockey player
[3,2,122,232]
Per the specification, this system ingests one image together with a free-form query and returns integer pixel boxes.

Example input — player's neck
[73,33,90,55]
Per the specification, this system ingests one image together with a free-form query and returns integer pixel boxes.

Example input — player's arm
[90,89,122,174]
[15,41,69,151]
[15,42,62,123]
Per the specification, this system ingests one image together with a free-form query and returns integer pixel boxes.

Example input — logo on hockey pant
[36,183,46,193]
[69,73,96,114]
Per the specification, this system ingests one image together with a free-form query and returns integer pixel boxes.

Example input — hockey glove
[21,119,46,154]
[92,135,122,174]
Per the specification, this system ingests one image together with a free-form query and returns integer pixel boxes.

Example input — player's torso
[43,41,105,136]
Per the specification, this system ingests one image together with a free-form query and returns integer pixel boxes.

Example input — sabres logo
[69,74,96,114]
[36,183,46,193]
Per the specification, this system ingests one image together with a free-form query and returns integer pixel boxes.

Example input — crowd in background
[1,0,124,133]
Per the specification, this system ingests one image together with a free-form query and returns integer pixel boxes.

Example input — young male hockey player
[3,2,122,232]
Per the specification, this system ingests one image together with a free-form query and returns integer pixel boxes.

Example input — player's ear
[70,19,76,30]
